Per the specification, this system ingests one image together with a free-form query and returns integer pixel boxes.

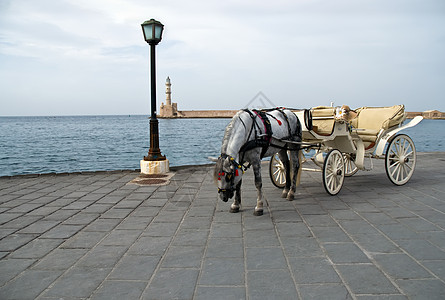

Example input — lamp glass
[154,25,163,39]
[142,24,154,41]
[141,19,164,44]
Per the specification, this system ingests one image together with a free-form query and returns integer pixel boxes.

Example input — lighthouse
[159,76,178,117]
[166,76,172,106]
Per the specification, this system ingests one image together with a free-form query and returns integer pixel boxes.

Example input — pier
[1,153,445,298]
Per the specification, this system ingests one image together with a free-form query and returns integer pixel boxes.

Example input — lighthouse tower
[159,76,178,117]
[166,76,172,106]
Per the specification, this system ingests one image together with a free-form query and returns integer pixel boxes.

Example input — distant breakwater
[158,109,238,119]
[159,109,445,119]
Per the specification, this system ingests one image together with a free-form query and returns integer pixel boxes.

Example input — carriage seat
[349,105,406,143]
[310,106,336,135]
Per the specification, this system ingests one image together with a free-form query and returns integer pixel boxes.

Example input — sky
[1,0,444,116]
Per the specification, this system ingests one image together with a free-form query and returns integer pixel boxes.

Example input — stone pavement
[1,153,445,300]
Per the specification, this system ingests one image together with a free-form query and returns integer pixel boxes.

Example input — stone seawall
[406,111,445,119]
[160,109,443,119]
[159,110,238,118]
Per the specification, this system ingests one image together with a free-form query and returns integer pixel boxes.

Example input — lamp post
[140,19,169,174]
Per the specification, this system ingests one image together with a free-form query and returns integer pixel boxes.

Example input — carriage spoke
[401,164,408,180]
[273,168,281,177]
[394,165,402,182]
[273,172,279,182]
[390,162,400,178]
[389,161,400,171]
[400,164,407,181]
[394,145,400,156]
[397,165,403,182]
[394,141,401,156]
[279,172,285,184]
[336,160,342,170]
[332,173,339,189]
[399,140,406,156]
[326,171,334,181]
[327,172,335,190]
[403,140,411,156]
[273,168,285,185]
[329,178,335,190]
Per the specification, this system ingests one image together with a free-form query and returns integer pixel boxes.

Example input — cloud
[1,0,444,115]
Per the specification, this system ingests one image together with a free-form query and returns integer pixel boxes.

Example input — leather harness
[217,108,300,195]
[238,108,299,169]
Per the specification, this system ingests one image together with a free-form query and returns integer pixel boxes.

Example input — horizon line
[1,108,444,118]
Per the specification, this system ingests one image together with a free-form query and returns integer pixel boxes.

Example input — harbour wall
[159,109,444,119]
[159,110,238,119]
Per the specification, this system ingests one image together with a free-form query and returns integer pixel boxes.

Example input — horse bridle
[216,154,244,195]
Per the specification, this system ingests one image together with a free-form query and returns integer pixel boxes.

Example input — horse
[214,108,302,216]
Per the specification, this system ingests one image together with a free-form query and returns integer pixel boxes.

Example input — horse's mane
[214,111,242,183]
[220,110,243,154]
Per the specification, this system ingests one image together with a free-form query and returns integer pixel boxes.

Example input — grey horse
[214,108,302,216]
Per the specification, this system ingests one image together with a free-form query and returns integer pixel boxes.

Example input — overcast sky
[1,0,444,116]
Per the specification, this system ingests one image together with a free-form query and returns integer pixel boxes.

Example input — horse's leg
[287,150,301,201]
[278,150,291,199]
[230,179,242,213]
[252,161,264,216]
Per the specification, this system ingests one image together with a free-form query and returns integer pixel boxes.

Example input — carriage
[269,105,423,195]
[215,104,423,215]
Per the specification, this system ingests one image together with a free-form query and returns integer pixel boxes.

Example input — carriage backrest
[310,106,336,135]
[350,105,406,131]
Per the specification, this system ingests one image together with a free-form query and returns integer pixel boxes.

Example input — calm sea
[0,116,443,177]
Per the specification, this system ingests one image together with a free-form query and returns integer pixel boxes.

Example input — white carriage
[269,105,423,195]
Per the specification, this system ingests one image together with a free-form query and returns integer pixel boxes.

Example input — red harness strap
[253,110,273,142]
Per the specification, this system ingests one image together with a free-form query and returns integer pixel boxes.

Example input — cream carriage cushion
[310,106,336,135]
[350,105,406,142]
[307,105,406,142]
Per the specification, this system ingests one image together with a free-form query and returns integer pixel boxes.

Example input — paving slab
[0,153,444,299]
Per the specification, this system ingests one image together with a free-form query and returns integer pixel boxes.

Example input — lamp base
[140,159,170,174]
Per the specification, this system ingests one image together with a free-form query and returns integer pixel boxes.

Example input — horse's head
[214,154,243,202]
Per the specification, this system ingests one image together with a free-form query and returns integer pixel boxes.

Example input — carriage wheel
[323,149,345,195]
[343,153,358,177]
[385,134,416,186]
[269,153,286,188]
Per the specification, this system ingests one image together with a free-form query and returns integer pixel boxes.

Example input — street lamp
[140,19,169,174]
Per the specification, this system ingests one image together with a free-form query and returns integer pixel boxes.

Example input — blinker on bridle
[217,154,244,194]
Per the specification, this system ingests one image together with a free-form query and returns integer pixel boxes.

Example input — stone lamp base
[140,159,170,174]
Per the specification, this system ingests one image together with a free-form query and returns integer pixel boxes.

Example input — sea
[0,115,443,177]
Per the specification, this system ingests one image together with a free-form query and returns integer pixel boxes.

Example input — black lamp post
[141,18,166,161]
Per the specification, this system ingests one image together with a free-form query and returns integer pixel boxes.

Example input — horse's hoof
[253,210,263,216]
[230,207,239,213]
[286,193,295,201]
[281,189,289,198]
